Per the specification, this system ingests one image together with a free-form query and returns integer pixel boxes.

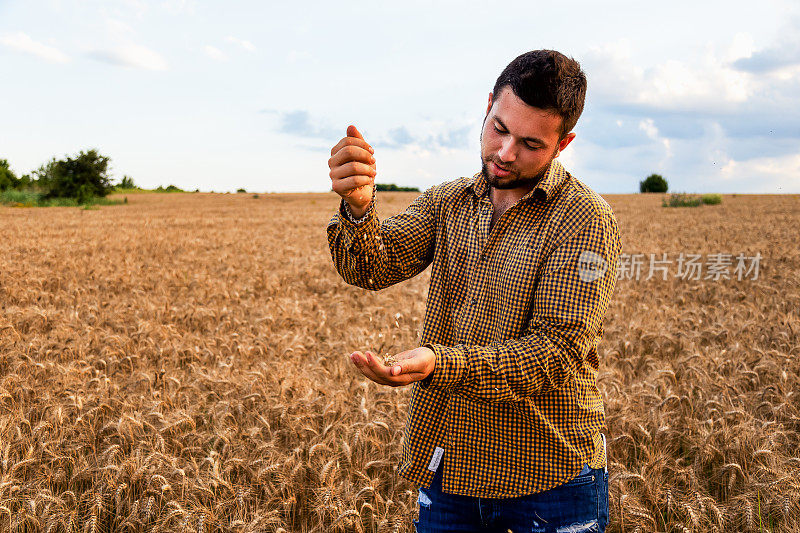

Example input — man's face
[480,86,575,191]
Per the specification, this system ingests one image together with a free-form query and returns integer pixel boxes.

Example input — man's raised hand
[328,125,376,218]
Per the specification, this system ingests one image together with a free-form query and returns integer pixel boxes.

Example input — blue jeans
[413,462,608,533]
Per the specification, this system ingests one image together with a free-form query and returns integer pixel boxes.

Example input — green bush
[118,175,137,189]
[237,188,247,193]
[0,159,19,191]
[0,151,128,208]
[76,184,93,205]
[662,193,702,208]
[1,188,124,207]
[1,188,41,206]
[701,194,722,205]
[155,184,184,192]
[35,150,115,199]
[38,196,81,207]
[640,174,669,193]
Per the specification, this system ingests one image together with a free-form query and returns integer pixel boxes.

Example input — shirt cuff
[419,343,468,391]
[343,197,374,224]
[330,198,379,251]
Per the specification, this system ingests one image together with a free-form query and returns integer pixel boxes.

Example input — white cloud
[558,140,578,170]
[575,32,800,193]
[286,49,312,63]
[225,36,256,52]
[366,117,479,152]
[203,45,227,61]
[727,32,756,63]
[87,43,168,70]
[118,0,149,18]
[0,31,69,63]
[584,38,755,112]
[637,118,672,163]
[647,58,750,106]
[105,18,135,37]
[720,153,800,192]
[581,40,643,104]
[638,119,659,140]
[161,0,194,14]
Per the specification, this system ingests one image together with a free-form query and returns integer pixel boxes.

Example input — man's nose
[497,138,517,163]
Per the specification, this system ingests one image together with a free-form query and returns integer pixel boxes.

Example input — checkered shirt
[327,159,621,497]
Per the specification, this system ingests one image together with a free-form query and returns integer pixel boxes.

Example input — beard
[479,121,558,190]
[480,156,553,190]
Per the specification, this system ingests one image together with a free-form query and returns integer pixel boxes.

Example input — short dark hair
[492,50,587,138]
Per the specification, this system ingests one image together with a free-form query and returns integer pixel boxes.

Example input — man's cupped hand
[348,347,435,387]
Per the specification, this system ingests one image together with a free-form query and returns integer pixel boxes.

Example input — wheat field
[1,191,799,532]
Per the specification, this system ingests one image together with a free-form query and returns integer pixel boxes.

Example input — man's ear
[558,132,576,152]
[486,92,493,116]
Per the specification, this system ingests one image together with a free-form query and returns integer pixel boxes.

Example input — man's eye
[493,125,506,134]
[525,143,540,150]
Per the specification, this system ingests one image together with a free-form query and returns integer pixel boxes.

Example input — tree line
[1,150,117,204]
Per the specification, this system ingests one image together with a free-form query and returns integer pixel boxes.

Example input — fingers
[329,125,377,204]
[348,350,426,387]
[347,124,364,140]
[350,351,398,385]
[329,170,375,196]
[328,132,376,202]
[330,126,374,157]
[392,358,415,376]
[330,136,373,157]
[328,145,375,170]
[331,176,374,197]
[390,357,424,377]
[329,160,376,180]
[349,351,388,384]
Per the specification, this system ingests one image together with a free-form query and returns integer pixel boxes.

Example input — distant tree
[640,174,668,193]
[119,175,137,189]
[375,183,420,192]
[155,184,184,192]
[237,188,247,193]
[35,149,114,199]
[0,159,19,191]
[18,174,33,189]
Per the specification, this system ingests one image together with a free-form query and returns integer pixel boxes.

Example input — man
[327,50,620,533]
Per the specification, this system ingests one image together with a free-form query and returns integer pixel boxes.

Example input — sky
[1,0,799,194]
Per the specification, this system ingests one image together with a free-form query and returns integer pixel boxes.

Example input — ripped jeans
[413,462,608,533]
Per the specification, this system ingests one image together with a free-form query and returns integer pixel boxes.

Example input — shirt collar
[468,159,568,204]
